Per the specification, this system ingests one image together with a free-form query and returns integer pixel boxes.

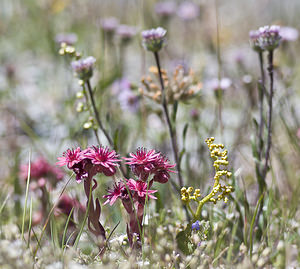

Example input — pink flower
[20,157,64,189]
[124,148,160,180]
[124,148,176,183]
[126,179,157,199]
[103,182,126,205]
[85,146,120,176]
[56,147,85,169]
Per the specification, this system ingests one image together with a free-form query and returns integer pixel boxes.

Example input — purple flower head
[141,27,167,52]
[155,1,177,18]
[71,56,96,81]
[279,26,299,42]
[117,25,136,42]
[249,25,281,51]
[177,2,200,21]
[100,17,119,33]
[191,220,200,231]
[55,33,78,45]
[113,78,139,113]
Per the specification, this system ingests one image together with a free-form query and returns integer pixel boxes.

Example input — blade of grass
[22,150,31,241]
[0,191,12,216]
[61,207,74,249]
[27,197,33,248]
[249,192,264,258]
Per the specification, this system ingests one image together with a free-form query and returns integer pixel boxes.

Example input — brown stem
[153,52,183,188]
[262,50,274,181]
[257,51,265,163]
[86,80,113,146]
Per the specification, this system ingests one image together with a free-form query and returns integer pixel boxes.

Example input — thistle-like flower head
[141,27,167,52]
[71,56,96,81]
[249,25,281,51]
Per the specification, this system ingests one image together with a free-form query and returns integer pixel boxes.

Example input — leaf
[176,223,194,255]
[172,101,178,124]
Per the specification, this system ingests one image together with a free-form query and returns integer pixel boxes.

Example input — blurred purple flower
[112,78,140,113]
[141,27,167,52]
[116,24,137,42]
[155,1,177,18]
[279,26,299,42]
[207,78,232,91]
[177,2,200,21]
[55,33,78,45]
[190,108,199,120]
[71,56,96,81]
[100,17,119,33]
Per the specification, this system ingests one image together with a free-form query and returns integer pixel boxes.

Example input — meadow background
[0,0,300,268]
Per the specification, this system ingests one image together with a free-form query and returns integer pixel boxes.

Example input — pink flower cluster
[56,146,120,182]
[124,148,176,183]
[20,157,64,190]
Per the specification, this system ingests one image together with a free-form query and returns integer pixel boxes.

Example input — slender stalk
[84,81,126,178]
[262,50,274,180]
[85,80,113,146]
[153,52,183,188]
[257,51,265,162]
[82,84,101,145]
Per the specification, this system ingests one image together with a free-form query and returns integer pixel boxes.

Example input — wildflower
[124,148,160,180]
[249,25,281,51]
[55,194,85,220]
[154,1,177,18]
[116,25,136,43]
[177,2,200,21]
[152,154,176,183]
[191,220,200,231]
[56,147,85,169]
[100,17,119,33]
[279,26,299,42]
[112,78,140,113]
[126,178,157,199]
[84,146,120,176]
[20,157,64,189]
[55,33,78,45]
[103,182,126,205]
[208,77,232,91]
[71,56,96,81]
[141,27,167,52]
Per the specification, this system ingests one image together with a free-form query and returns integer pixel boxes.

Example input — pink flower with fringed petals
[124,147,160,166]
[85,146,120,176]
[56,147,84,169]
[126,178,157,199]
[103,182,125,206]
